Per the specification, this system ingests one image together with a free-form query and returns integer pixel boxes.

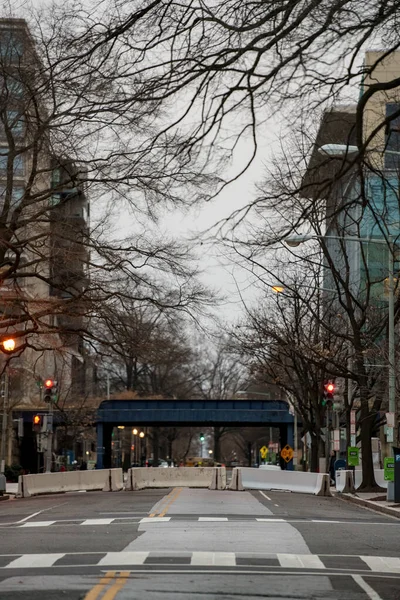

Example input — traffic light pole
[0,370,9,474]
[45,401,54,473]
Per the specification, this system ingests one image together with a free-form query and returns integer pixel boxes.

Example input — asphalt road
[0,486,400,599]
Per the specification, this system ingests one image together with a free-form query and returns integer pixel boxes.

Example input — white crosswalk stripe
[1,552,400,572]
[81,519,114,526]
[98,552,149,566]
[191,552,236,566]
[278,553,325,569]
[5,554,65,568]
[198,517,229,522]
[20,521,56,528]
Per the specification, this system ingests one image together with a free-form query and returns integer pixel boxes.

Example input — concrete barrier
[336,470,355,493]
[17,469,122,497]
[126,467,220,490]
[0,474,5,494]
[237,467,332,496]
[228,468,244,491]
[354,469,387,490]
[209,467,226,490]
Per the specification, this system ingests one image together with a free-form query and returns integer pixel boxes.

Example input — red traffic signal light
[326,383,335,394]
[44,379,54,388]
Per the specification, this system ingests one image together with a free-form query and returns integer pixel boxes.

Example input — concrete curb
[336,492,400,519]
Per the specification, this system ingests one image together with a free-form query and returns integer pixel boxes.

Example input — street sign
[350,411,356,435]
[260,446,269,459]
[333,429,340,451]
[384,457,395,481]
[280,444,294,463]
[386,426,394,443]
[348,446,359,467]
[386,412,395,428]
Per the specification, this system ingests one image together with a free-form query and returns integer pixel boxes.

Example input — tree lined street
[0,487,400,599]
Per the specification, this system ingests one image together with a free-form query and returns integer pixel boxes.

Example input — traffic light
[43,378,57,403]
[1,337,15,353]
[322,381,335,407]
[199,432,205,442]
[32,414,43,433]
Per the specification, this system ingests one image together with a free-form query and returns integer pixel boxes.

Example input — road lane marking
[191,552,236,566]
[277,554,325,569]
[256,518,286,522]
[139,517,171,523]
[198,517,228,522]
[102,571,130,600]
[5,553,64,568]
[259,491,272,501]
[360,556,400,573]
[81,519,114,526]
[98,552,149,566]
[20,521,56,527]
[84,571,115,600]
[149,488,181,517]
[158,487,183,517]
[352,575,383,600]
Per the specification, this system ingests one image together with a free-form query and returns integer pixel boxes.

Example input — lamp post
[285,232,397,446]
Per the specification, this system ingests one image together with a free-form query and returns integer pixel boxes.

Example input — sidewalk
[338,491,400,518]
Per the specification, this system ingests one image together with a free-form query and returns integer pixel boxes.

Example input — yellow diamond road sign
[260,445,269,459]
[280,444,294,463]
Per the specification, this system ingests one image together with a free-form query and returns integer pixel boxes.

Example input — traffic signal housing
[322,381,335,407]
[199,432,205,442]
[43,379,57,403]
[32,414,43,433]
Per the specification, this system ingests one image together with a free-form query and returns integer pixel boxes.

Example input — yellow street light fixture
[271,285,285,293]
[139,431,145,438]
[132,428,138,435]
[1,338,15,353]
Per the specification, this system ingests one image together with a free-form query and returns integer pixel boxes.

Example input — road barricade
[233,467,331,496]
[126,467,224,490]
[335,470,355,493]
[354,469,387,490]
[228,467,244,491]
[17,468,123,497]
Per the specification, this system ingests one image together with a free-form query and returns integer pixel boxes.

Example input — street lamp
[285,232,397,445]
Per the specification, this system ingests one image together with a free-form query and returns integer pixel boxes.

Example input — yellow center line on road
[159,487,183,517]
[149,487,182,517]
[102,571,130,600]
[84,571,116,600]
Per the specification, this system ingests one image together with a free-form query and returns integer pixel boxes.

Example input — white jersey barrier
[17,468,123,498]
[126,467,225,491]
[354,469,387,490]
[228,468,244,491]
[335,470,356,493]
[234,467,332,496]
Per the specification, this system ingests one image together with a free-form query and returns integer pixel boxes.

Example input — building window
[0,185,24,211]
[0,31,23,63]
[0,110,24,139]
[0,148,24,176]
[385,103,400,169]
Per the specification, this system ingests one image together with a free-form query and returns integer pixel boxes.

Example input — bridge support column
[96,422,104,469]
[286,423,294,471]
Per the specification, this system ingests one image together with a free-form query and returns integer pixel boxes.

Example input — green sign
[348,446,360,467]
[384,457,395,481]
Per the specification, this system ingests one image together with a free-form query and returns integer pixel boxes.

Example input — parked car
[145,459,170,468]
[259,463,281,471]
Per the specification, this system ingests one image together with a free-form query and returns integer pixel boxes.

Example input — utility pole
[0,370,9,474]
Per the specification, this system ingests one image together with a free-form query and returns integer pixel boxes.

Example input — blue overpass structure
[96,398,296,470]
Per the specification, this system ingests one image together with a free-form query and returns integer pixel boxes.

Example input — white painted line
[352,575,383,600]
[256,518,286,522]
[274,504,279,507]
[5,554,64,568]
[98,552,149,566]
[15,511,43,524]
[81,519,114,526]
[311,520,342,524]
[140,517,171,523]
[20,521,56,528]
[277,554,325,569]
[191,552,236,566]
[198,517,228,522]
[259,491,272,501]
[360,556,400,573]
